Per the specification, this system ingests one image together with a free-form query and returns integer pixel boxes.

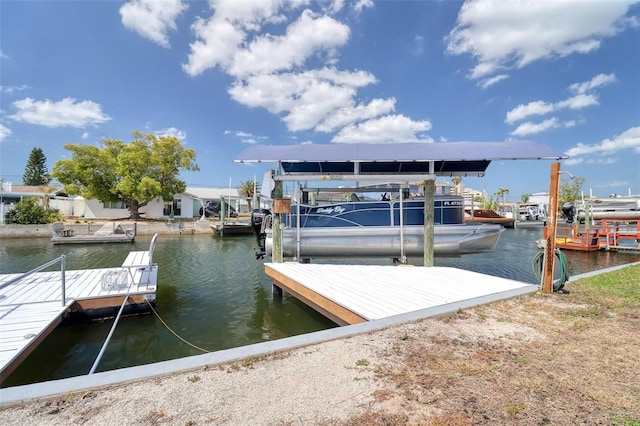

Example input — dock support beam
[543,162,561,293]
[272,179,284,263]
[423,179,435,267]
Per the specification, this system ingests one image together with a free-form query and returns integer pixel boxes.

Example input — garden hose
[532,248,569,292]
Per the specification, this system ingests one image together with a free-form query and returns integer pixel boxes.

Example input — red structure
[543,218,640,252]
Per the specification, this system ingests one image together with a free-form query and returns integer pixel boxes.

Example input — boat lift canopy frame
[235,141,566,182]
[235,141,567,267]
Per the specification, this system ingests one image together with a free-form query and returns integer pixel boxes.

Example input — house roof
[235,141,566,178]
[184,186,240,200]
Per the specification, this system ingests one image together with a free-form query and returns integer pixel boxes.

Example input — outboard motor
[251,209,270,259]
[561,202,575,223]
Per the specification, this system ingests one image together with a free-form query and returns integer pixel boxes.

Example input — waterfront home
[1,183,249,221]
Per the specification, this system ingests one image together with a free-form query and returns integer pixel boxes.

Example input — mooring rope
[145,298,210,353]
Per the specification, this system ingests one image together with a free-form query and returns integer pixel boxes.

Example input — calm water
[2,227,639,386]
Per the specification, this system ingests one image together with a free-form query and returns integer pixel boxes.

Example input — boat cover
[235,141,566,176]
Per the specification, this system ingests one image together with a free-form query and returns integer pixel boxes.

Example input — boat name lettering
[443,201,464,206]
[316,206,346,215]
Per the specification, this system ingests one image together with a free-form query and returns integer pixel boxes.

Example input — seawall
[0,220,216,239]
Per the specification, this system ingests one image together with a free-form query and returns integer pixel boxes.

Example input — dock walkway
[265,263,538,326]
[0,247,158,382]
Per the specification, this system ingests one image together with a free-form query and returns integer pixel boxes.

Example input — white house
[1,184,250,221]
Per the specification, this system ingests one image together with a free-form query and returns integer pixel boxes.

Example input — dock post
[542,162,561,293]
[423,179,435,267]
[272,282,283,299]
[272,180,284,263]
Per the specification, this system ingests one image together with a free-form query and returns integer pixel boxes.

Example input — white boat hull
[266,224,504,258]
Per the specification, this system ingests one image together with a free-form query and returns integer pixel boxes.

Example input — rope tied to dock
[532,249,569,292]
[144,298,210,353]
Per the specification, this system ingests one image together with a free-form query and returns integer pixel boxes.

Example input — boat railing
[0,255,68,307]
[603,220,640,250]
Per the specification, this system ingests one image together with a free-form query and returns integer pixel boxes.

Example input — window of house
[163,199,181,216]
[103,201,126,209]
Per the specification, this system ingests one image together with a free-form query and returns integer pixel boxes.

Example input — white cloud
[447,0,637,79]
[0,84,30,94]
[555,93,599,110]
[228,11,350,78]
[411,35,424,56]
[120,0,187,48]
[565,126,640,157]
[510,117,561,136]
[183,0,296,77]
[505,101,554,124]
[569,73,617,94]
[156,126,187,141]
[479,74,508,89]
[224,130,268,144]
[353,0,374,13]
[332,115,432,143]
[316,98,396,133]
[10,98,111,128]
[0,123,12,142]
[506,93,600,124]
[185,1,429,144]
[228,67,381,132]
[81,132,89,139]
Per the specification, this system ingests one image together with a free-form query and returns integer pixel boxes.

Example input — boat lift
[236,141,566,277]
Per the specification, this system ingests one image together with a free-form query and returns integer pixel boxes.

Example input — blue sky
[1,0,639,201]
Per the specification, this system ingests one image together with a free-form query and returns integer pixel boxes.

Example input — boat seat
[101,269,129,290]
[350,193,360,202]
[117,233,158,286]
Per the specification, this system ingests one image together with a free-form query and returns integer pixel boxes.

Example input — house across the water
[0,182,249,222]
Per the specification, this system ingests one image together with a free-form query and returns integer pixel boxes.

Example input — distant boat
[576,196,640,222]
[253,195,504,260]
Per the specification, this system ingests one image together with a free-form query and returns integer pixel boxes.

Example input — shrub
[8,197,61,224]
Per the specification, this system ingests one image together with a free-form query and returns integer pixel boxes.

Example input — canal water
[2,227,639,387]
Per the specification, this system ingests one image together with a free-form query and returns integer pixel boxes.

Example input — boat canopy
[235,141,566,179]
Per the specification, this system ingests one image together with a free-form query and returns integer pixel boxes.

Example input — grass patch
[355,359,370,367]
[344,262,640,425]
[570,264,640,311]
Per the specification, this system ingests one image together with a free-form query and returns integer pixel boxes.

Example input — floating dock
[265,263,538,326]
[51,222,136,244]
[210,221,254,236]
[0,245,158,382]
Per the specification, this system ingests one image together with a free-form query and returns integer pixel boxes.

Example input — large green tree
[559,176,585,206]
[23,148,51,186]
[238,179,259,211]
[52,131,199,218]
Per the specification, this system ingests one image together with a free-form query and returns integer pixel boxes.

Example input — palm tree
[494,187,509,206]
[238,179,259,211]
[451,176,462,195]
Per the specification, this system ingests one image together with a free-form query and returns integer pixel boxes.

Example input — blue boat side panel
[288,202,392,227]
[390,198,464,226]
[284,197,466,228]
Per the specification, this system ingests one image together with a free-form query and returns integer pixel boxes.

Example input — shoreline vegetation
[1,263,639,424]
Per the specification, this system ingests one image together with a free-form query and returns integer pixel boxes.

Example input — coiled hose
[532,249,570,292]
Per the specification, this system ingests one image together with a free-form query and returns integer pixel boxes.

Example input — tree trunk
[128,198,142,219]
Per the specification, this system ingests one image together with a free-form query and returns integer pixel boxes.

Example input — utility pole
[542,162,561,293]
